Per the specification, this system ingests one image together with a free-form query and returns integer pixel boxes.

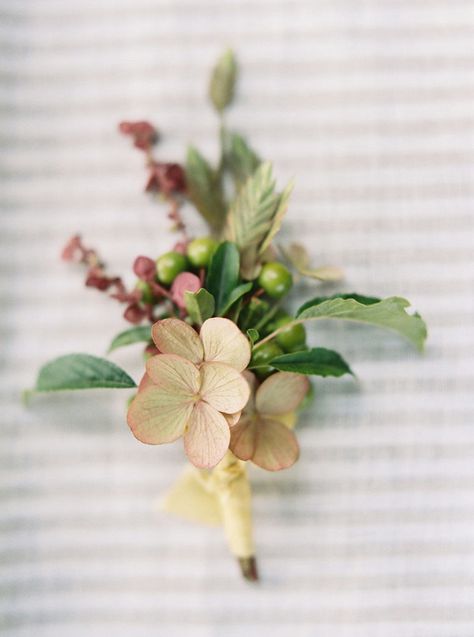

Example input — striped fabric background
[1,0,473,635]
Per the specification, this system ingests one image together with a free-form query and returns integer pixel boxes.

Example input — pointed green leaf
[218,282,253,317]
[258,180,293,254]
[270,347,354,377]
[246,328,260,345]
[34,354,136,392]
[209,49,237,113]
[205,241,241,315]
[224,131,261,186]
[184,288,215,325]
[297,295,427,351]
[185,146,227,232]
[108,325,152,352]
[224,161,280,251]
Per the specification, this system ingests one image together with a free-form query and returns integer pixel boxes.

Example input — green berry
[275,318,306,352]
[135,280,154,305]
[251,342,283,379]
[258,262,293,299]
[187,237,218,268]
[156,251,188,285]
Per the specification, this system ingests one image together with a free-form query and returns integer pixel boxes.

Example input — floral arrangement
[30,51,427,581]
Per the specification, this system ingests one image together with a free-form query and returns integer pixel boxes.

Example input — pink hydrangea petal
[200,317,251,372]
[256,372,309,416]
[170,272,201,309]
[229,415,257,462]
[152,318,203,364]
[200,362,250,414]
[184,401,230,468]
[127,386,192,445]
[146,354,200,396]
[230,415,299,471]
[138,372,154,392]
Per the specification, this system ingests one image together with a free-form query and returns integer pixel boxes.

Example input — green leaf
[246,328,260,345]
[108,325,152,352]
[34,354,137,392]
[238,297,270,331]
[185,146,227,232]
[224,161,280,251]
[209,49,237,113]
[297,292,382,315]
[184,288,215,325]
[224,131,261,186]
[218,281,253,317]
[205,241,240,315]
[270,347,354,377]
[258,180,293,255]
[296,295,427,351]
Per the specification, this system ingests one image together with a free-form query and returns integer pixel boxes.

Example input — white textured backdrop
[1,1,474,635]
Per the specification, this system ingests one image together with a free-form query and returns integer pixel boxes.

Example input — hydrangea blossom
[230,371,309,471]
[127,317,251,468]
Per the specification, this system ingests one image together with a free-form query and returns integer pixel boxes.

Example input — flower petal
[229,415,257,461]
[184,401,230,468]
[146,354,200,397]
[223,411,242,427]
[256,372,309,415]
[200,317,251,372]
[127,386,192,445]
[152,318,203,364]
[137,372,154,392]
[200,362,250,414]
[231,415,299,470]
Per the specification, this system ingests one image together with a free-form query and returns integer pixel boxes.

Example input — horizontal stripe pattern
[1,0,473,636]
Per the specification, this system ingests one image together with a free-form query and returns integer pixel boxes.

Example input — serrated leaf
[258,181,293,255]
[185,146,227,232]
[270,347,354,377]
[224,131,261,186]
[297,292,381,315]
[218,281,253,317]
[184,288,215,325]
[246,328,260,345]
[34,354,136,392]
[209,49,237,113]
[296,295,427,351]
[205,241,240,315]
[224,161,280,251]
[108,325,152,352]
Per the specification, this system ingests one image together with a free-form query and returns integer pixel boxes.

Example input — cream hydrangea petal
[251,417,299,471]
[200,362,250,414]
[256,372,309,416]
[146,354,200,396]
[231,414,299,470]
[229,415,257,461]
[127,386,192,445]
[184,401,230,468]
[152,318,203,364]
[223,411,242,427]
[200,317,251,372]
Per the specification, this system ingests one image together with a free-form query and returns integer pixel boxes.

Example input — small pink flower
[171,272,201,309]
[230,371,309,471]
[127,317,251,468]
[133,256,156,282]
[119,121,158,151]
[145,162,186,195]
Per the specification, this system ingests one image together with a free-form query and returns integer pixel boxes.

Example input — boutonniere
[28,50,427,581]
